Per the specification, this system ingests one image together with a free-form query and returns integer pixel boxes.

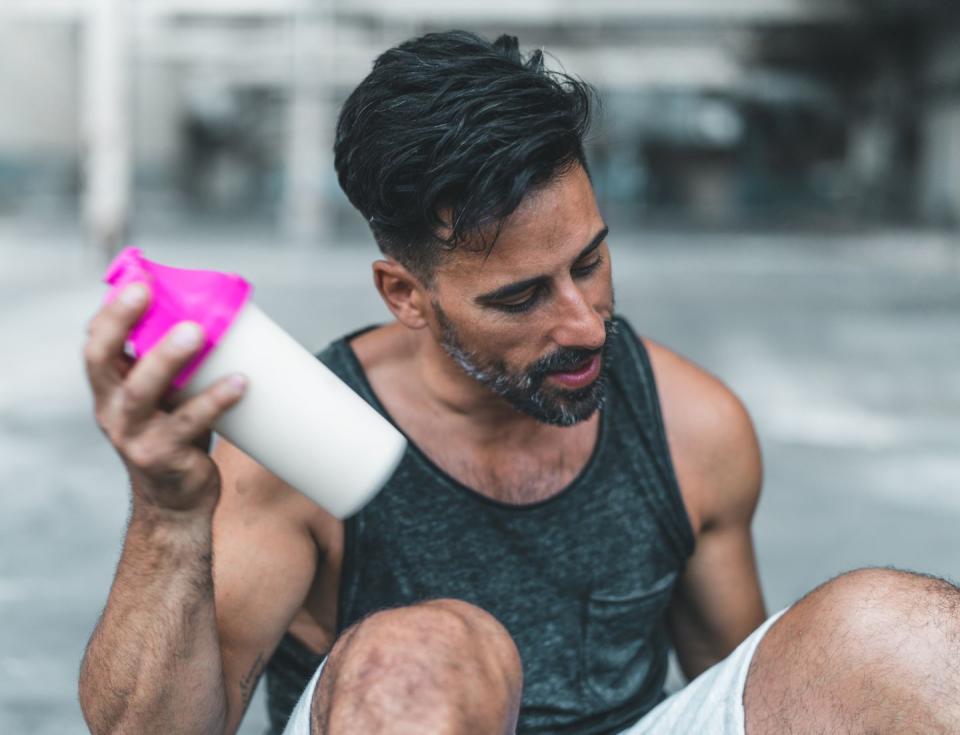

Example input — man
[79,31,960,735]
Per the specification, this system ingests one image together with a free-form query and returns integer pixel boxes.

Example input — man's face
[427,164,615,426]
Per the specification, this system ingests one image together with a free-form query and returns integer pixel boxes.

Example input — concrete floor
[2,226,959,733]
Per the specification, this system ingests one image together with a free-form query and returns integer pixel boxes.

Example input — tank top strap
[315,324,388,417]
[608,316,696,561]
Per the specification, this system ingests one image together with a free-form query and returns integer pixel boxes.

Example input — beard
[434,306,617,427]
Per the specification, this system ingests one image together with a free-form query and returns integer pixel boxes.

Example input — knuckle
[85,311,103,337]
[93,406,112,433]
[173,399,213,433]
[171,406,198,432]
[124,439,164,471]
[119,382,150,408]
[106,427,129,451]
[94,401,123,440]
[83,339,107,366]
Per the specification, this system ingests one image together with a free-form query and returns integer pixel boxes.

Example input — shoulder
[638,335,763,535]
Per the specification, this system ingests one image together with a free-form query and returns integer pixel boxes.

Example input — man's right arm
[79,449,320,735]
[79,500,230,733]
[78,284,319,735]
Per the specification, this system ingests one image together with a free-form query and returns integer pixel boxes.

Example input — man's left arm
[666,434,767,679]
[646,340,767,681]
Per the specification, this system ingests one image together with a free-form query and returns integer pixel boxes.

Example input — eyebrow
[475,226,609,304]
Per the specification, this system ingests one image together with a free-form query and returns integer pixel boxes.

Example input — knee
[745,568,960,733]
[786,567,960,673]
[419,599,523,681]
[806,567,959,631]
[326,598,522,694]
[313,599,522,733]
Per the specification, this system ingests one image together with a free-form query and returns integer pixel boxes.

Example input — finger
[165,374,248,446]
[119,321,207,426]
[83,283,151,399]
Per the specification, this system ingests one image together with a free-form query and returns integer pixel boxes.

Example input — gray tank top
[264,316,694,734]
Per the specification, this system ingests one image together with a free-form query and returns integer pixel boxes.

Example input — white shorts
[282,607,789,735]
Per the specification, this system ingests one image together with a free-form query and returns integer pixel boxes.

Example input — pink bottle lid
[102,247,253,389]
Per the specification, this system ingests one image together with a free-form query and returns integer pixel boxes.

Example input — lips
[546,354,601,389]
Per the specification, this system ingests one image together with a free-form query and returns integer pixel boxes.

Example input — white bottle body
[178,302,406,518]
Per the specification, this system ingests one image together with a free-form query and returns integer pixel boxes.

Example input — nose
[548,278,607,351]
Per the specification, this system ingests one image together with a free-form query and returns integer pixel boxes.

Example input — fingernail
[120,283,147,307]
[171,322,202,349]
[225,374,247,395]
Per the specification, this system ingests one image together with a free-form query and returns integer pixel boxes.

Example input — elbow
[78,654,118,735]
[78,671,229,735]
[78,671,131,735]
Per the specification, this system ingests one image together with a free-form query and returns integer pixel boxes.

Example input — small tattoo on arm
[239,652,266,709]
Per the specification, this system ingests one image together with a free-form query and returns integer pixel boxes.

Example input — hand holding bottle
[83,282,246,515]
[92,247,406,519]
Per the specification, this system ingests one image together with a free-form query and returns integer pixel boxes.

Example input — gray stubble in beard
[433,305,617,427]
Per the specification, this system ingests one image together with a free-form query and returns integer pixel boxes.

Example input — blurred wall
[1,1,959,241]
[920,26,960,226]
[0,20,80,217]
[0,23,78,152]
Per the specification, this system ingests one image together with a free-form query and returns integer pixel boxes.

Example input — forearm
[80,505,228,735]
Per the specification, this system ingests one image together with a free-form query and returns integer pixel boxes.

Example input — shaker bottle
[102,247,407,519]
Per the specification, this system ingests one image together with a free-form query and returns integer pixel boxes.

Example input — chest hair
[435,442,587,505]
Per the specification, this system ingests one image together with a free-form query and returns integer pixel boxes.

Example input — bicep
[210,439,321,734]
[645,340,767,679]
[666,396,767,679]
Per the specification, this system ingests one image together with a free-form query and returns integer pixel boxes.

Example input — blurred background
[1,1,959,733]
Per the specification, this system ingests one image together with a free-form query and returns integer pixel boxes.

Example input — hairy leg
[310,599,523,735]
[744,567,960,734]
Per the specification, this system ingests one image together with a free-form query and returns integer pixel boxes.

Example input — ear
[372,259,431,329]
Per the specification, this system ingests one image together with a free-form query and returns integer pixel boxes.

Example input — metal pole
[82,0,131,260]
[282,0,334,247]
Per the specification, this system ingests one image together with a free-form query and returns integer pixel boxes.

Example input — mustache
[526,319,618,379]
[531,347,601,375]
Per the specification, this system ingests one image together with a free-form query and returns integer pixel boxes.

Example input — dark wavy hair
[334,30,596,281]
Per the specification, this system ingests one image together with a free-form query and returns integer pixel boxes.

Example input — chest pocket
[580,569,678,706]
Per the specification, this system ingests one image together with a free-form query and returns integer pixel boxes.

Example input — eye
[496,286,542,314]
[572,254,604,278]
